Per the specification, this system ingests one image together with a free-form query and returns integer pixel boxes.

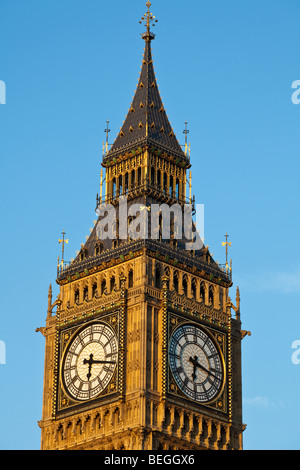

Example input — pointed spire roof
[104,2,188,163]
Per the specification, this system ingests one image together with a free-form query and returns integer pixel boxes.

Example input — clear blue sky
[0,0,300,450]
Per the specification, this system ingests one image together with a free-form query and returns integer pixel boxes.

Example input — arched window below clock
[174,410,181,430]
[183,413,190,432]
[95,413,101,430]
[74,289,80,305]
[192,415,199,438]
[76,419,83,436]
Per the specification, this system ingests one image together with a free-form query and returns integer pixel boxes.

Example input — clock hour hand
[189,355,198,381]
[83,353,116,381]
[83,354,93,381]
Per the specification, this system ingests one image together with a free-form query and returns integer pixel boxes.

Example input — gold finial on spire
[140,1,158,41]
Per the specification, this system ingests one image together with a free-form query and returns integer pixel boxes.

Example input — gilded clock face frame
[61,321,118,403]
[168,323,225,404]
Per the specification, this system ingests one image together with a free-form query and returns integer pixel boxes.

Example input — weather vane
[222,232,231,271]
[58,229,69,264]
[140,1,158,39]
[103,120,110,155]
[183,121,191,157]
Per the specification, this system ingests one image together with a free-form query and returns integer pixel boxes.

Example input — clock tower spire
[38,2,246,451]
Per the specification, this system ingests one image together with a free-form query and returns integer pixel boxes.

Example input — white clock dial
[169,324,224,403]
[62,322,118,402]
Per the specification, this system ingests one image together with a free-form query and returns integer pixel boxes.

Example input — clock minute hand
[89,359,116,365]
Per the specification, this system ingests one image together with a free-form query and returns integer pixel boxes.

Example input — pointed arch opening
[128,270,134,288]
[173,271,179,293]
[182,275,188,297]
[200,282,205,301]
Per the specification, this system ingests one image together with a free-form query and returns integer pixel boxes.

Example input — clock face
[169,324,224,403]
[62,322,118,402]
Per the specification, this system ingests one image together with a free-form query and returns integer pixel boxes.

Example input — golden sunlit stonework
[37,3,247,451]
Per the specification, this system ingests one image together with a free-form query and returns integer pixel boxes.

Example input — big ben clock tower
[37,2,248,450]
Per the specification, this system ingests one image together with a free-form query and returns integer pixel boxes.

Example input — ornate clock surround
[55,309,125,417]
[165,311,229,416]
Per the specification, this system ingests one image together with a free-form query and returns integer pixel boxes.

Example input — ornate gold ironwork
[140,1,158,40]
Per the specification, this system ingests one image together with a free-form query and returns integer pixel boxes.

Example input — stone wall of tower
[39,250,244,450]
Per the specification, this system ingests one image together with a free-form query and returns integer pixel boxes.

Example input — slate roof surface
[104,38,187,160]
